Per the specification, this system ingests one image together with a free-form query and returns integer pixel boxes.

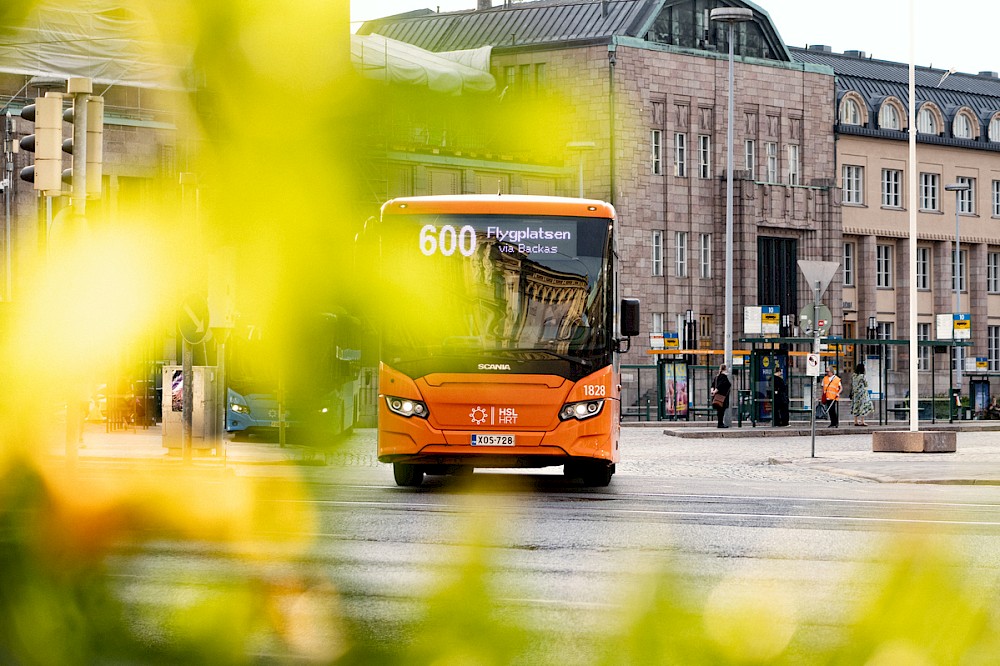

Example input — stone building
[795,46,1000,397]
[358,0,843,367]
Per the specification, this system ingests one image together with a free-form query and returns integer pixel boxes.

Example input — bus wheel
[581,462,614,487]
[393,463,424,487]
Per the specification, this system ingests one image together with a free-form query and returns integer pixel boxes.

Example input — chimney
[979,70,999,79]
[844,49,867,59]
[478,0,491,9]
[807,45,833,53]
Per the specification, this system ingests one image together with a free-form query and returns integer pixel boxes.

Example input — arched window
[953,109,977,139]
[917,105,939,134]
[840,97,862,125]
[990,113,1000,142]
[879,100,902,130]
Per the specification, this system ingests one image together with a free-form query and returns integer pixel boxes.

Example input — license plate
[471,434,515,447]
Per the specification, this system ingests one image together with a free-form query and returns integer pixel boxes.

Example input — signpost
[797,260,840,458]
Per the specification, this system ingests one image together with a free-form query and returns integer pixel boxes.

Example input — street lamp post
[710,7,753,377]
[945,182,971,396]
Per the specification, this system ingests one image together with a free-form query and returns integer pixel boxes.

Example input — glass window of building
[988,252,1000,293]
[877,322,894,370]
[699,233,711,278]
[674,132,687,177]
[843,242,855,286]
[882,169,902,208]
[957,176,975,214]
[876,244,893,288]
[698,135,711,179]
[952,249,968,292]
[954,112,974,139]
[765,142,778,182]
[841,97,862,125]
[993,180,1000,217]
[786,144,800,185]
[675,231,688,277]
[652,312,664,337]
[990,114,1000,142]
[917,322,931,371]
[990,325,1000,372]
[919,172,939,211]
[917,106,938,134]
[744,139,756,180]
[842,165,863,204]
[651,130,663,176]
[916,247,930,290]
[651,230,664,276]
[880,101,901,130]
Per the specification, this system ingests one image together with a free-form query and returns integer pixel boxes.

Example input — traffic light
[61,82,103,199]
[18,94,62,192]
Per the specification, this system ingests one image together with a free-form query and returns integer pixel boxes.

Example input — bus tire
[581,462,614,487]
[393,462,424,487]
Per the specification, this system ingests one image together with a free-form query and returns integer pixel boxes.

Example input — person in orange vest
[821,366,843,428]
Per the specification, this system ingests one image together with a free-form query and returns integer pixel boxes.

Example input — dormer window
[952,108,978,139]
[990,113,1000,142]
[917,104,941,135]
[879,100,902,130]
[841,97,862,125]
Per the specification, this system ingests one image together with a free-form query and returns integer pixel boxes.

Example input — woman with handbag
[711,364,732,429]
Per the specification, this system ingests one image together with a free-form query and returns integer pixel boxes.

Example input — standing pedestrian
[821,366,842,428]
[711,363,732,429]
[851,362,874,426]
[773,366,789,426]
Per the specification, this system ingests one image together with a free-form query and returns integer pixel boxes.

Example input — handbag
[712,391,726,408]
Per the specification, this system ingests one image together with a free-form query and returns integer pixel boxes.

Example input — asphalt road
[97,427,1000,662]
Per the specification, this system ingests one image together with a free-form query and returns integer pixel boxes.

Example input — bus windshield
[380,213,612,379]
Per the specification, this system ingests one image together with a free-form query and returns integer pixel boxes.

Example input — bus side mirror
[620,298,640,338]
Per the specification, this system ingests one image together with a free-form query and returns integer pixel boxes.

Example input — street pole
[810,280,820,458]
[945,182,970,406]
[710,7,751,418]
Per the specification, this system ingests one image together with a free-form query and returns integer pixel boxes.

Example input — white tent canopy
[352,34,495,95]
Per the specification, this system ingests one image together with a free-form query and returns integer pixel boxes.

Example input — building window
[917,322,931,371]
[993,180,1000,216]
[990,325,1000,372]
[674,132,687,177]
[698,135,711,179]
[990,114,1000,142]
[786,145,800,185]
[842,165,864,204]
[918,106,938,134]
[698,314,712,340]
[953,112,974,139]
[765,142,777,182]
[882,168,902,208]
[652,312,664,337]
[651,130,663,176]
[876,244,893,288]
[877,322,894,370]
[988,252,1000,293]
[952,249,968,293]
[841,97,862,125]
[534,63,547,89]
[699,233,711,278]
[880,101,901,130]
[651,230,663,276]
[957,176,975,214]
[744,139,756,180]
[675,231,688,277]
[843,242,855,286]
[919,172,939,211]
[916,246,930,290]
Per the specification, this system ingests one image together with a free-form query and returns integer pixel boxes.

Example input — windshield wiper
[489,347,592,366]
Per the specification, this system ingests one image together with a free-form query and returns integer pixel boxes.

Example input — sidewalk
[45,420,1000,486]
[50,421,318,467]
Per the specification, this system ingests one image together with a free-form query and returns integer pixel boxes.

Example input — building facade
[795,46,1000,398]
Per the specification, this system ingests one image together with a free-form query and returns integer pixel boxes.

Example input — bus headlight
[385,396,429,419]
[559,400,603,421]
[230,403,250,415]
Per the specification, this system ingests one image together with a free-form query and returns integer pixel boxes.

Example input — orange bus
[376,195,639,487]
